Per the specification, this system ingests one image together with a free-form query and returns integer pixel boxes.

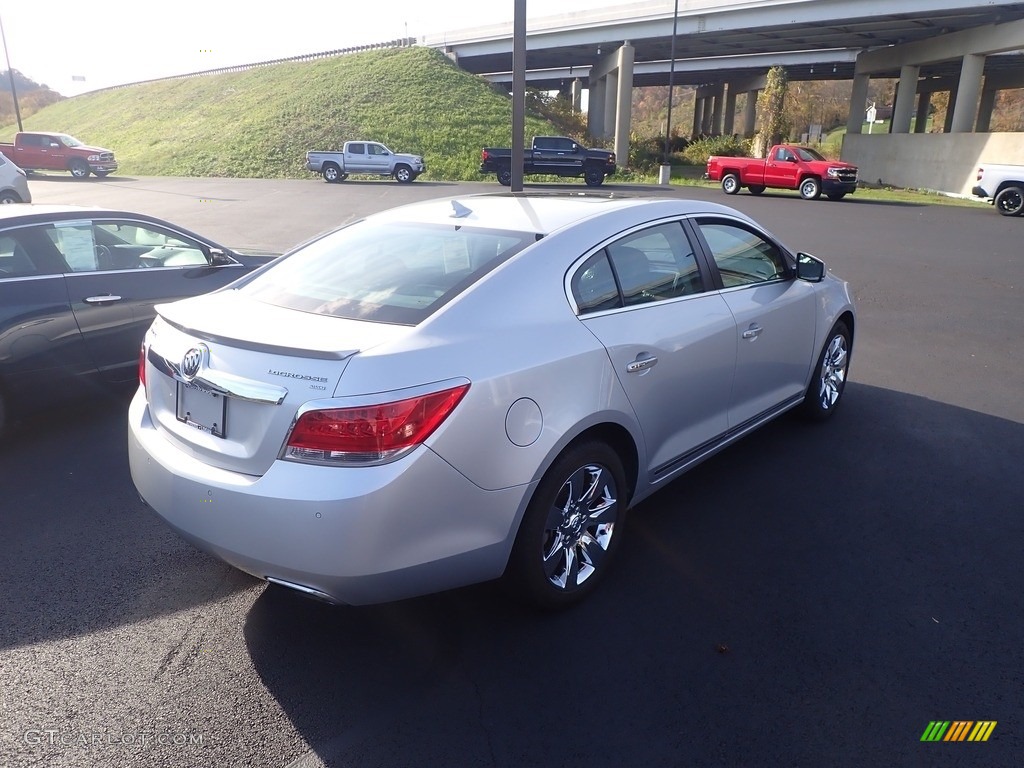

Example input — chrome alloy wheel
[817,332,849,410]
[542,463,618,590]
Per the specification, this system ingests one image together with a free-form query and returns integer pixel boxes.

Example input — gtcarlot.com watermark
[24,729,204,749]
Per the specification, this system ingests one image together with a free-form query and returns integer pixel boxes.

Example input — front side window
[697,221,790,288]
[239,221,534,325]
[369,144,388,156]
[42,220,209,272]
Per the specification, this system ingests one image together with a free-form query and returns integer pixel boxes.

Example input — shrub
[681,135,750,165]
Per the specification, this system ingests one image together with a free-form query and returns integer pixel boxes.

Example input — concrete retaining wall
[842,132,1024,196]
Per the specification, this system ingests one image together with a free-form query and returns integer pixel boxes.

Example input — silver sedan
[128,194,855,608]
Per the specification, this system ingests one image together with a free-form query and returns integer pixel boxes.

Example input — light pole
[658,0,679,185]
[0,12,23,132]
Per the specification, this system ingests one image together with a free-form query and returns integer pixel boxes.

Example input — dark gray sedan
[0,205,275,435]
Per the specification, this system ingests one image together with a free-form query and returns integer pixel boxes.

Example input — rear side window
[239,221,535,325]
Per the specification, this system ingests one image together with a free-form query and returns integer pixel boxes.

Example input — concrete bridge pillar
[847,73,871,134]
[892,65,920,133]
[742,91,758,137]
[950,53,986,132]
[692,96,705,137]
[976,84,996,132]
[914,91,932,133]
[723,87,738,136]
[613,42,634,168]
[588,78,606,138]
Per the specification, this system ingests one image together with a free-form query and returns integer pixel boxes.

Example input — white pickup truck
[972,164,1024,216]
[305,141,425,184]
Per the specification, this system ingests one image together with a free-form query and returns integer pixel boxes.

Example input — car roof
[366,192,750,236]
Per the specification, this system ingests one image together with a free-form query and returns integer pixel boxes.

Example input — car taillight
[482,149,490,161]
[138,343,147,390]
[977,167,984,181]
[283,384,470,465]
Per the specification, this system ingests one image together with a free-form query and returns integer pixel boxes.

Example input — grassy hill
[0,47,562,181]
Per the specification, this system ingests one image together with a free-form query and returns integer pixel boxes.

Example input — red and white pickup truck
[0,132,118,179]
[706,144,858,201]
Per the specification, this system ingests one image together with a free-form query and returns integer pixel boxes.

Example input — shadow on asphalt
[0,386,257,651]
[243,383,1023,767]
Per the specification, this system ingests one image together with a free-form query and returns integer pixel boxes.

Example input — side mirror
[796,252,825,282]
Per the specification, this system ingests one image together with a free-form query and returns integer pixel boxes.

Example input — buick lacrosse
[129,193,855,607]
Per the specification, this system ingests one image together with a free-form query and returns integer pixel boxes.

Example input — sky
[1,0,634,97]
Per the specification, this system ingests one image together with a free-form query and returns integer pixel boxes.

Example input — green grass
[0,47,557,181]
[0,47,984,209]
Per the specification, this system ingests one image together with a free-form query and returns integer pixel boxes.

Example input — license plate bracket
[176,382,226,438]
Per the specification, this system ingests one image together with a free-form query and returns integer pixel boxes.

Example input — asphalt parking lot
[2,173,1022,768]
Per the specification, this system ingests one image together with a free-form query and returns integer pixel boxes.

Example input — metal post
[659,0,679,184]
[511,0,526,192]
[0,13,23,132]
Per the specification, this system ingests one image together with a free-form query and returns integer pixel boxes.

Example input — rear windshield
[238,220,535,325]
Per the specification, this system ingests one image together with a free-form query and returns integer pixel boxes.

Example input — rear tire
[504,441,627,609]
[994,185,1024,216]
[322,163,342,183]
[0,191,21,204]
[721,173,740,195]
[497,168,513,186]
[69,159,90,179]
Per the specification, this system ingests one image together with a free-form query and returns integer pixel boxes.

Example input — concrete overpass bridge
[424,0,1024,195]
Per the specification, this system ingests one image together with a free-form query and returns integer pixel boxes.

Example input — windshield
[238,220,535,325]
[795,147,826,162]
[57,134,84,148]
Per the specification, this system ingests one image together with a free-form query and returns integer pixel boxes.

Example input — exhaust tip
[265,577,341,605]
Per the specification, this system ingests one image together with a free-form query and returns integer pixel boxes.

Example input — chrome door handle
[626,356,658,373]
[741,324,763,340]
[83,295,123,304]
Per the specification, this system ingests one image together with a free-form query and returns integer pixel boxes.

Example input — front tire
[799,177,821,200]
[801,321,851,421]
[394,164,413,183]
[584,168,605,187]
[747,184,765,195]
[994,185,1024,216]
[93,171,111,178]
[505,441,627,609]
[69,159,90,179]
[721,173,740,195]
[497,168,513,187]
[826,192,847,201]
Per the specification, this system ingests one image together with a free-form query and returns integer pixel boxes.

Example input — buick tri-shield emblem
[181,345,207,380]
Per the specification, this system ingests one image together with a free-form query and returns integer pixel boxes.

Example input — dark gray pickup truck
[480,136,616,187]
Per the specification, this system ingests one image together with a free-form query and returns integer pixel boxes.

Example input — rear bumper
[128,389,528,605]
[972,185,992,200]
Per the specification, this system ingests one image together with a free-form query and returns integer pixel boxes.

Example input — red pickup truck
[0,131,118,179]
[706,144,858,201]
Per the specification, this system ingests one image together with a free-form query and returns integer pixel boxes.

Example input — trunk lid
[144,291,412,475]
